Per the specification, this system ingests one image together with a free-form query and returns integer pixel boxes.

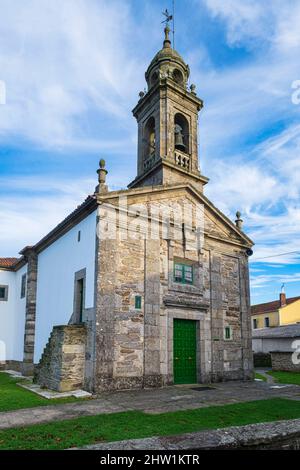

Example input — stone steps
[33,324,87,392]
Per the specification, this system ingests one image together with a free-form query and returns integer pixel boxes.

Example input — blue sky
[0,0,300,304]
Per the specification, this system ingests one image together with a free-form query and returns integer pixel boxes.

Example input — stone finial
[235,211,243,230]
[163,24,171,49]
[190,84,196,95]
[95,159,108,194]
[139,91,145,100]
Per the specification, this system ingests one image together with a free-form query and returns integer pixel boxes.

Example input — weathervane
[162,2,175,48]
[161,8,173,25]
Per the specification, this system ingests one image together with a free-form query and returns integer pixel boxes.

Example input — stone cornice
[132,78,203,117]
[127,158,209,189]
[163,294,209,311]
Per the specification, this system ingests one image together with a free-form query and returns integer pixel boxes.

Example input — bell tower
[128,25,209,192]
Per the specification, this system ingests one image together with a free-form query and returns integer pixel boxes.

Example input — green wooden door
[173,319,197,384]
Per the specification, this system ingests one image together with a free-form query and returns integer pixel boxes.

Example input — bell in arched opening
[174,113,189,153]
[174,123,186,152]
[143,116,156,159]
[149,128,156,156]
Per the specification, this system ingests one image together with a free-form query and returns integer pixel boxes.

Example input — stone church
[0,26,254,392]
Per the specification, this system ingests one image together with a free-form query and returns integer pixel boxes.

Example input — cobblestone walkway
[1,380,299,430]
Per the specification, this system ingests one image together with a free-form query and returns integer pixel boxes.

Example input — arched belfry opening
[143,116,156,169]
[174,113,189,154]
[172,68,184,86]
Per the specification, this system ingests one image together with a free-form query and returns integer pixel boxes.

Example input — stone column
[143,239,162,387]
[21,247,38,376]
[210,252,224,381]
[239,255,254,380]
[94,234,117,391]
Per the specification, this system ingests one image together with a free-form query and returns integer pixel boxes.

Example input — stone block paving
[1,381,300,430]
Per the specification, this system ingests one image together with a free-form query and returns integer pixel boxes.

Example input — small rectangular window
[174,263,194,285]
[0,285,8,301]
[224,326,232,340]
[265,317,270,328]
[21,274,27,299]
[174,263,184,283]
[184,265,193,284]
[253,318,257,329]
[78,230,81,242]
[135,295,142,309]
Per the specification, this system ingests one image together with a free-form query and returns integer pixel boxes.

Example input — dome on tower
[145,25,190,90]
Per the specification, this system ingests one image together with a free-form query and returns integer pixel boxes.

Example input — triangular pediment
[97,183,254,247]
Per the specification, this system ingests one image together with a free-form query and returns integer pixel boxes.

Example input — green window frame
[135,295,142,309]
[224,326,232,340]
[174,263,194,285]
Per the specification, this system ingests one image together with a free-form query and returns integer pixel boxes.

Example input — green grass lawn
[1,398,300,450]
[254,372,267,381]
[0,372,87,412]
[267,371,300,385]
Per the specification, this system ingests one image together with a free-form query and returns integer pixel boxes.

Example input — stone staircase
[34,324,87,392]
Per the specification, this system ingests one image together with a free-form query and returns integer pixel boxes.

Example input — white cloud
[206,124,300,265]
[203,0,275,47]
[251,273,300,289]
[192,1,300,278]
[206,163,279,213]
[0,175,94,256]
[203,0,300,53]
[0,0,145,148]
[0,167,135,257]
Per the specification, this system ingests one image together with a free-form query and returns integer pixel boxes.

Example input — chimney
[280,284,286,307]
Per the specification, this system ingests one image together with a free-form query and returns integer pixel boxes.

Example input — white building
[0,195,98,375]
[252,324,300,354]
[0,259,27,365]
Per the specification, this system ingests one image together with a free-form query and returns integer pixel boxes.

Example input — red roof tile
[0,257,19,268]
[251,296,300,315]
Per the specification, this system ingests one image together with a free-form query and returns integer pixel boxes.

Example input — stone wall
[34,324,86,392]
[202,240,253,383]
[94,187,253,391]
[83,418,300,450]
[271,351,300,372]
[0,360,23,371]
[22,249,38,376]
